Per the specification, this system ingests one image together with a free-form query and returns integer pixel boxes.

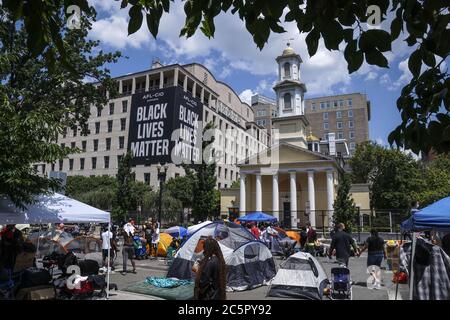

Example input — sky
[86,0,424,148]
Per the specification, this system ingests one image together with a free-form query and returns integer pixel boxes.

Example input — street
[100,250,409,301]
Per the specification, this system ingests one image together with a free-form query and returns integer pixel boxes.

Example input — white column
[145,74,150,91]
[290,171,297,228]
[118,80,123,94]
[255,174,262,212]
[326,170,334,228]
[131,77,136,94]
[192,82,197,97]
[239,174,246,216]
[183,76,188,91]
[272,173,279,221]
[307,170,316,228]
[174,68,179,87]
[159,71,164,89]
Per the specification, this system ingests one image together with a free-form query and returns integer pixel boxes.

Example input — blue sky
[88,0,424,147]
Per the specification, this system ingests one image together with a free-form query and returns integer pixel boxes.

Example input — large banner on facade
[127,87,203,166]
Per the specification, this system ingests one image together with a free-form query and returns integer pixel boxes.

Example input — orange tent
[286,231,300,243]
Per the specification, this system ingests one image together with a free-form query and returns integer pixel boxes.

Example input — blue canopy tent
[164,226,188,239]
[401,196,450,231]
[237,212,277,223]
[400,196,450,300]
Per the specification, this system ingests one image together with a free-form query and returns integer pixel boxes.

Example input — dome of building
[306,131,319,142]
[282,45,295,56]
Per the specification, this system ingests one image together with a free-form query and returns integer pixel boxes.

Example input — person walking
[192,237,227,300]
[151,222,160,259]
[121,227,136,275]
[328,223,359,267]
[305,222,317,255]
[250,223,260,239]
[101,226,116,271]
[358,229,386,267]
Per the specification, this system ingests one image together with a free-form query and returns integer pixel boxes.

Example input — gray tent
[167,221,276,291]
[267,252,328,300]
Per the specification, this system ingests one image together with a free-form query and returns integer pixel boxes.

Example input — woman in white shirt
[151,222,160,259]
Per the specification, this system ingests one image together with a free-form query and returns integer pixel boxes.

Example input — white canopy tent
[0,192,112,299]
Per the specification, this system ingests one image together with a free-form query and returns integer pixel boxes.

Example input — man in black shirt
[328,223,358,267]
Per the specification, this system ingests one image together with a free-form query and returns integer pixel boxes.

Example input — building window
[257,110,267,116]
[218,167,222,177]
[228,92,231,103]
[334,100,338,108]
[323,122,329,130]
[61,143,65,148]
[326,101,331,109]
[144,173,151,185]
[71,142,76,149]
[311,103,316,111]
[320,102,325,109]
[323,112,328,120]
[95,122,100,134]
[348,98,353,107]
[336,111,342,118]
[51,163,55,172]
[348,110,353,118]
[106,138,111,151]
[212,115,216,124]
[120,118,126,131]
[117,155,123,165]
[59,159,63,171]
[72,127,77,137]
[109,102,114,115]
[119,136,125,149]
[349,131,355,140]
[204,110,209,121]
[339,99,344,107]
[337,122,343,129]
[97,106,102,117]
[218,183,221,189]
[323,132,329,140]
[80,158,85,170]
[224,168,228,180]
[284,93,292,110]
[104,156,110,169]
[93,139,98,151]
[284,62,291,77]
[82,140,87,152]
[337,132,344,139]
[62,128,67,138]
[108,120,113,132]
[350,142,356,150]
[92,157,97,169]
[69,159,74,171]
[122,100,128,113]
[349,120,354,128]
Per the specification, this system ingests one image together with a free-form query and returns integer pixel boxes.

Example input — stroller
[133,236,148,260]
[330,267,352,300]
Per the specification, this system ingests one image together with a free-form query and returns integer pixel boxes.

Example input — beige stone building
[251,94,277,140]
[35,61,269,189]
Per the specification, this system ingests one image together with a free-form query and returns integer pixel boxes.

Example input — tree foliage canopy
[333,173,357,233]
[3,0,449,155]
[0,5,120,208]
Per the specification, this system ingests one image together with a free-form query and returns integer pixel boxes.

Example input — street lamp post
[157,163,168,227]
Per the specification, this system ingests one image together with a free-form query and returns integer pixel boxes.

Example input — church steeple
[273,43,307,118]
[271,43,309,149]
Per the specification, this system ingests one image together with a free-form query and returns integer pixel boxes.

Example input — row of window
[39,155,125,172]
[61,136,126,152]
[217,167,238,181]
[323,110,353,120]
[256,119,267,126]
[96,100,128,117]
[323,120,354,130]
[333,131,356,140]
[311,98,353,111]
[62,118,127,138]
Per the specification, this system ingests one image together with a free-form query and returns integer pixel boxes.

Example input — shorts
[367,252,384,267]
[102,249,115,260]
[122,246,135,260]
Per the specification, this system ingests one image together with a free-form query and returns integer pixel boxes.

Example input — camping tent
[237,211,277,223]
[265,227,297,255]
[0,192,112,298]
[167,221,276,291]
[400,196,450,300]
[187,221,212,235]
[267,252,328,300]
[156,233,173,257]
[164,226,187,239]
[401,196,450,232]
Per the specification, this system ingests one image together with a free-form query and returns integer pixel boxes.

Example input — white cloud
[365,71,378,81]
[239,89,255,105]
[376,137,384,145]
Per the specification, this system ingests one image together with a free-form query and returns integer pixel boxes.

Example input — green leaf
[128,5,143,35]
[321,20,344,50]
[200,16,216,38]
[408,50,421,77]
[443,125,450,142]
[305,28,319,57]
[390,17,402,40]
[365,50,389,68]
[359,29,392,52]
[421,48,436,67]
[344,40,363,73]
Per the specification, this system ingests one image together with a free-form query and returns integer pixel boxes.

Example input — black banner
[127,87,203,166]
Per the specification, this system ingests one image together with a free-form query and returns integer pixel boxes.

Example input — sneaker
[132,269,137,274]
